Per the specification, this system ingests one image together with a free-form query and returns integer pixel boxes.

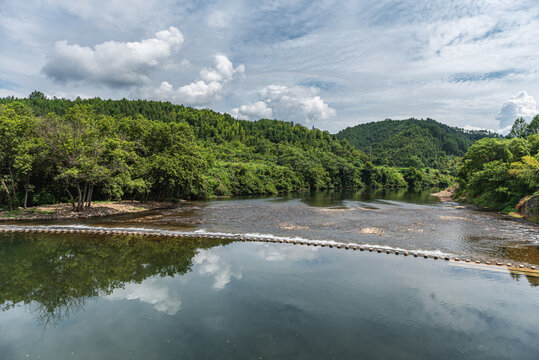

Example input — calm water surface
[1,190,539,359]
[0,232,538,359]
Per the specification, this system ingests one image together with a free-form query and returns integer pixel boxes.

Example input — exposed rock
[517,195,539,221]
[360,227,384,235]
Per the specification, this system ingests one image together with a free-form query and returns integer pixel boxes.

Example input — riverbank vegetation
[0,94,452,211]
[456,132,539,214]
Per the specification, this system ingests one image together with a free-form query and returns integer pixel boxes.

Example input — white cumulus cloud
[42,27,183,87]
[139,54,244,105]
[233,85,335,125]
[232,101,273,119]
[496,90,537,129]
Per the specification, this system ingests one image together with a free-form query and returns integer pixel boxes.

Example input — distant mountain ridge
[336,118,499,168]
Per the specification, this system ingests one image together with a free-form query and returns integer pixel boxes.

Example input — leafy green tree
[459,138,512,180]
[526,115,539,136]
[508,117,529,138]
[28,90,47,100]
[0,95,457,210]
[457,135,539,210]
[0,103,38,209]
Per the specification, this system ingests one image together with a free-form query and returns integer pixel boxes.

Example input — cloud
[106,277,182,315]
[232,101,273,119]
[450,69,524,83]
[462,125,496,134]
[194,250,242,290]
[42,27,183,87]
[232,85,335,125]
[0,89,24,98]
[496,90,537,129]
[463,124,510,136]
[206,10,232,29]
[3,1,539,131]
[138,54,244,105]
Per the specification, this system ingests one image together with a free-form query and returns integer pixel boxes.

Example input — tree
[28,90,47,100]
[2,95,461,210]
[402,167,424,189]
[508,117,528,138]
[40,106,109,211]
[526,115,539,136]
[457,135,539,210]
[458,138,512,180]
[0,103,38,209]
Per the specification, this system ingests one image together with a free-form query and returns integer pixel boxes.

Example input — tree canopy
[336,118,499,168]
[0,94,454,210]
[456,135,539,211]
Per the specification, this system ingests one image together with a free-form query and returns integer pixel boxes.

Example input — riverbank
[0,201,177,221]
[453,190,539,224]
[430,186,457,202]
[431,186,539,224]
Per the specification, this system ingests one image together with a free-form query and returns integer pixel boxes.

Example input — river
[1,190,538,359]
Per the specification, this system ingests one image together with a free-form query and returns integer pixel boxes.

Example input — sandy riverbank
[0,201,177,221]
[430,186,457,202]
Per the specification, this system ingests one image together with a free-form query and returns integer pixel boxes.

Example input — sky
[1,0,538,133]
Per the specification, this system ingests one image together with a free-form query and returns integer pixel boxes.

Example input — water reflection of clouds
[194,250,242,290]
[256,243,319,262]
[106,278,182,315]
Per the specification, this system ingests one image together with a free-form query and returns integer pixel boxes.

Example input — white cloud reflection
[106,278,182,315]
[194,250,242,290]
[256,243,319,262]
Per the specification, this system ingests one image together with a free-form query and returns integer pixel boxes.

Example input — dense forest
[456,131,539,213]
[336,118,498,168]
[0,93,452,210]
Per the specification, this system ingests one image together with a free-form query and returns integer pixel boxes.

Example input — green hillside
[0,93,453,210]
[336,118,498,168]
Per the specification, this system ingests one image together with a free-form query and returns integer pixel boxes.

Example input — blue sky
[1,0,538,133]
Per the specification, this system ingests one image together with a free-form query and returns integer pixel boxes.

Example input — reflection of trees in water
[509,271,539,287]
[32,294,88,328]
[287,188,442,208]
[0,233,230,327]
[505,246,539,271]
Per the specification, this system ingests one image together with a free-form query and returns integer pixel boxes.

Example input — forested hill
[0,93,453,210]
[0,92,344,149]
[336,118,498,168]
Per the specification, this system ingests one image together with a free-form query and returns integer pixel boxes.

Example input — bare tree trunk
[87,184,93,208]
[65,186,75,211]
[76,184,83,212]
[0,178,12,210]
[82,183,88,210]
[23,189,29,209]
[23,174,30,209]
[8,168,17,202]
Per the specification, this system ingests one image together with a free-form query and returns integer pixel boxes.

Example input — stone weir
[1,225,538,277]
